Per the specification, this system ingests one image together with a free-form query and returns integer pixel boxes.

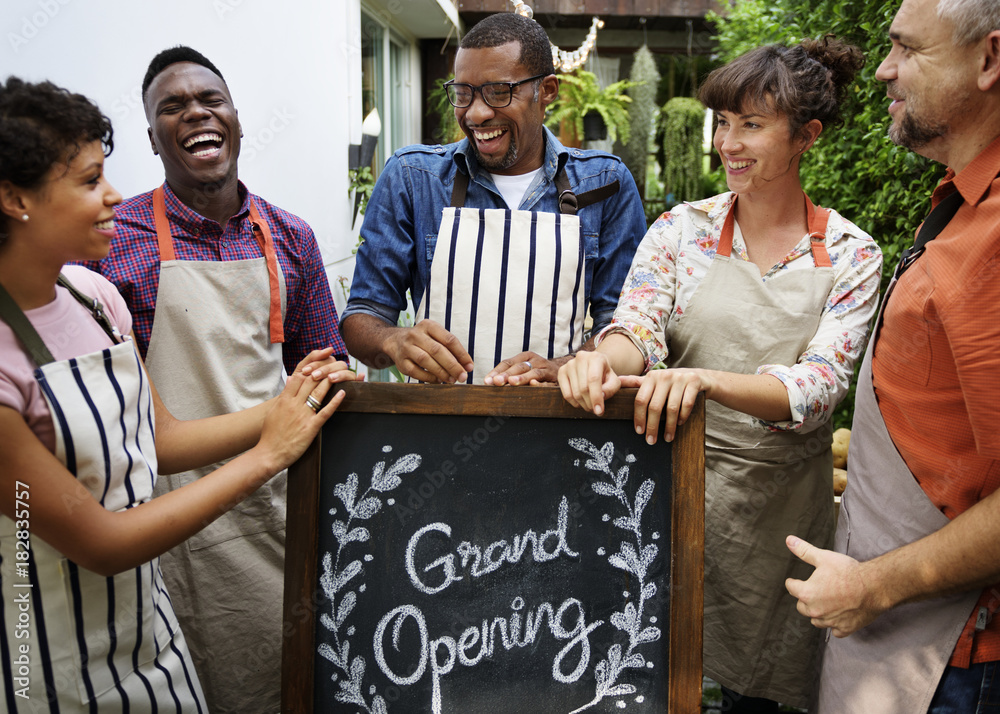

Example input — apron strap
[450,169,469,208]
[450,166,619,215]
[871,186,967,347]
[718,192,832,267]
[247,201,285,343]
[152,186,176,261]
[895,187,964,279]
[0,275,123,366]
[0,280,55,365]
[152,184,285,344]
[804,195,832,268]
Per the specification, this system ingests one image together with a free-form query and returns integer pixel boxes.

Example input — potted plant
[546,70,636,147]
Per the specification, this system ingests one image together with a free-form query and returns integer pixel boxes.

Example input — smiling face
[453,42,557,176]
[875,0,979,164]
[713,106,816,196]
[144,62,241,193]
[22,141,122,264]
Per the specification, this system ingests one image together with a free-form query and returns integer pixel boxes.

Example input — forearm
[595,333,646,376]
[703,370,792,421]
[79,444,280,575]
[154,400,270,474]
[341,313,401,370]
[861,487,1000,611]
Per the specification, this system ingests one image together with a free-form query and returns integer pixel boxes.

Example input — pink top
[0,265,133,452]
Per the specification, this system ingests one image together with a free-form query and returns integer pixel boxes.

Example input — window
[360,7,416,176]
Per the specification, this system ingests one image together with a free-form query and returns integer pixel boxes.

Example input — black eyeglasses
[443,74,548,109]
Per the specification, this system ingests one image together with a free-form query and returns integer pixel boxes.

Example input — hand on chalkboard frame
[557,350,623,415]
[381,319,474,384]
[483,350,558,386]
[633,367,711,444]
[295,348,360,384]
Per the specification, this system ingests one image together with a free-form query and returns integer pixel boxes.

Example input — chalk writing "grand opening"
[374,497,604,713]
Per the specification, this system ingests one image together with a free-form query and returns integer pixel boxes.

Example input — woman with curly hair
[0,77,355,711]
[559,38,883,711]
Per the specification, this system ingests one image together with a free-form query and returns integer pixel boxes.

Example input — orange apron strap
[719,193,832,267]
[248,201,285,344]
[804,194,832,268]
[152,186,176,261]
[717,196,738,258]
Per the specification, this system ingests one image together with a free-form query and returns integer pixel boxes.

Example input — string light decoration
[509,1,604,73]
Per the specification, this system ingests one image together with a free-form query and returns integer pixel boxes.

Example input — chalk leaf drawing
[568,438,662,713]
[318,446,422,713]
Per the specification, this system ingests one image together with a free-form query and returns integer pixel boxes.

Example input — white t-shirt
[490,168,541,209]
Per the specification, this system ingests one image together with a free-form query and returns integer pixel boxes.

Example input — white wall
[2,0,362,308]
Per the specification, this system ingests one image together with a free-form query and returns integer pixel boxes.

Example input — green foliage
[546,70,636,145]
[659,97,709,206]
[348,166,375,219]
[622,46,661,197]
[709,0,945,429]
[427,74,462,145]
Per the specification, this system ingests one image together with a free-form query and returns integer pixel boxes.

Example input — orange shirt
[873,135,1000,666]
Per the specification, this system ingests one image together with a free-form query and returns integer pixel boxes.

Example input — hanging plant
[658,97,707,206]
[545,70,636,146]
[621,45,661,198]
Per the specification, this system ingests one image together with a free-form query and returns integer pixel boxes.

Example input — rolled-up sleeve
[758,235,882,432]
[589,164,648,334]
[343,154,420,326]
[596,211,681,369]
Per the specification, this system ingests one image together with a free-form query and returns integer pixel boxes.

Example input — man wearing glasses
[341,12,646,385]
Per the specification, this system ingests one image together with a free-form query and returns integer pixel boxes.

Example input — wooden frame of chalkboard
[282,383,704,714]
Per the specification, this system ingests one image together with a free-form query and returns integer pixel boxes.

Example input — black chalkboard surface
[283,383,704,714]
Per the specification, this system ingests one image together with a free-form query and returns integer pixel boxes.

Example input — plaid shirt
[83,182,346,373]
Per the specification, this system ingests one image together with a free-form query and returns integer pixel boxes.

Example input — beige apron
[814,272,981,714]
[417,169,607,383]
[143,186,287,714]
[671,195,835,707]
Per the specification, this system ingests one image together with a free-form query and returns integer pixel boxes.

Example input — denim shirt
[344,127,646,336]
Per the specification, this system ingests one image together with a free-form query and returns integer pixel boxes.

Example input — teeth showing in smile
[474,128,506,141]
[728,159,754,170]
[94,219,114,230]
[183,132,223,157]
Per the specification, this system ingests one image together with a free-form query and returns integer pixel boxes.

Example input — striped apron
[417,169,608,384]
[0,276,206,712]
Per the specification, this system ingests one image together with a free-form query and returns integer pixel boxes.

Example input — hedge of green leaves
[709,0,946,429]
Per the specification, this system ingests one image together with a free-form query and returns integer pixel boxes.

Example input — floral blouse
[599,192,883,432]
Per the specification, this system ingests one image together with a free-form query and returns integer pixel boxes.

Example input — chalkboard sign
[283,383,704,714]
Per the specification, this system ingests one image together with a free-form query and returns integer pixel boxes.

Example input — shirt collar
[685,192,736,223]
[454,126,568,183]
[160,180,252,230]
[938,133,1000,207]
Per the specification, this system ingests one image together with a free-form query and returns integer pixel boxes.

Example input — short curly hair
[460,12,555,77]
[0,76,113,189]
[142,45,226,101]
[0,76,113,239]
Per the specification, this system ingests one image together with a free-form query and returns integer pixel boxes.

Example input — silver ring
[305,394,322,413]
[524,361,533,370]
